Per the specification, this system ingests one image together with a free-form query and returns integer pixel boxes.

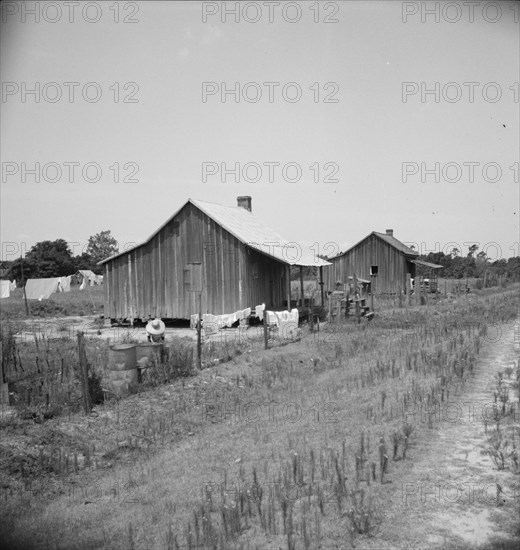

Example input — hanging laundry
[190,314,200,329]
[268,308,300,339]
[280,308,300,339]
[0,280,10,299]
[75,270,101,288]
[218,311,238,327]
[9,280,17,291]
[236,308,251,320]
[202,314,218,335]
[196,308,252,335]
[290,308,299,324]
[58,275,71,292]
[255,303,265,318]
[25,278,60,300]
[266,311,278,325]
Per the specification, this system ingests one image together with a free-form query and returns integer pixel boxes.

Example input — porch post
[286,264,291,310]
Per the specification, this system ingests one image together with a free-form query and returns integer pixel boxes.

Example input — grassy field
[0,285,519,549]
[0,286,104,320]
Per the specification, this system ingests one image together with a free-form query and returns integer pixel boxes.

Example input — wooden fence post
[197,293,202,369]
[353,272,361,324]
[20,254,30,316]
[263,309,268,350]
[319,266,324,307]
[77,332,91,414]
[0,347,9,406]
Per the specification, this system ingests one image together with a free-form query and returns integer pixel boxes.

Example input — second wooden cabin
[324,229,419,294]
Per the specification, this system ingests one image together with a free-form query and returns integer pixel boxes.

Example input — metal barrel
[108,344,137,371]
[105,344,138,397]
[136,342,163,369]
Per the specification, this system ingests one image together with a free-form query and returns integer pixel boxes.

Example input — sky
[1,0,519,264]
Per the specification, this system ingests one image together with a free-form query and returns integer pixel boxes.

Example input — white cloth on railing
[192,308,253,334]
[268,308,300,338]
[255,303,265,318]
[266,311,278,324]
[237,308,251,320]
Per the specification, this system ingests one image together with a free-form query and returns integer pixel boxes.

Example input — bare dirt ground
[10,314,256,344]
[372,320,520,549]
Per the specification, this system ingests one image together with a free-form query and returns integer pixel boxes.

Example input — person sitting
[146,318,165,342]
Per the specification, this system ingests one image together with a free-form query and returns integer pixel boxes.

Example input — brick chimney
[237,196,252,212]
[386,229,394,237]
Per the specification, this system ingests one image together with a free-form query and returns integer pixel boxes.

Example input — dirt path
[379,320,520,549]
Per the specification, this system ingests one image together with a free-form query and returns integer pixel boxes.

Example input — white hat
[146,318,165,335]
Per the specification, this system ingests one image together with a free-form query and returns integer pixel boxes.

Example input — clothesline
[23,273,90,300]
[191,303,300,340]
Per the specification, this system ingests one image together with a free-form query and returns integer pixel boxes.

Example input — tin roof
[328,231,418,259]
[99,198,330,267]
[373,232,418,255]
[412,259,443,269]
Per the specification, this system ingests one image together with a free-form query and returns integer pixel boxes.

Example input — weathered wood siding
[324,234,415,294]
[104,203,287,320]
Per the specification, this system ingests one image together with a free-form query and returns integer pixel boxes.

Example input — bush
[169,338,194,378]
[141,337,195,386]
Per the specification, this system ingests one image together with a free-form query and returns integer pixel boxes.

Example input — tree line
[414,244,520,283]
[296,243,519,285]
[2,236,518,287]
[0,231,118,285]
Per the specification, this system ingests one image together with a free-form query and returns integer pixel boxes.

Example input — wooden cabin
[99,197,329,322]
[324,229,419,294]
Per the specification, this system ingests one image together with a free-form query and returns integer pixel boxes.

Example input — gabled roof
[329,231,418,260]
[99,198,330,267]
[373,232,418,256]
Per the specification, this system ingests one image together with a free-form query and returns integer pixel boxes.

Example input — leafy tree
[6,258,25,285]
[467,244,479,257]
[8,239,74,283]
[73,252,96,272]
[85,230,118,266]
[417,247,520,283]
[0,260,12,279]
